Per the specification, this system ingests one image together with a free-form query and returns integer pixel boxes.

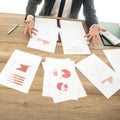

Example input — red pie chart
[57,82,68,92]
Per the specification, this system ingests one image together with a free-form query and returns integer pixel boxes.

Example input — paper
[42,58,87,103]
[76,54,120,99]
[0,49,42,93]
[27,18,58,53]
[103,49,120,73]
[28,18,91,54]
[60,20,91,54]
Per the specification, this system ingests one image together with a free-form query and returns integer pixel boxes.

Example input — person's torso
[40,0,84,18]
[51,0,73,17]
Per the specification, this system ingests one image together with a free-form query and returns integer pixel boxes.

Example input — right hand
[24,16,38,37]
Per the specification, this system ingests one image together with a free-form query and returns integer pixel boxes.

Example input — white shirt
[51,0,73,18]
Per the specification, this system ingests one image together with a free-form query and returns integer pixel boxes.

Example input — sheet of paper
[103,49,120,73]
[42,58,72,97]
[42,58,87,103]
[60,20,91,54]
[0,49,42,93]
[52,70,87,103]
[76,54,120,99]
[27,18,58,53]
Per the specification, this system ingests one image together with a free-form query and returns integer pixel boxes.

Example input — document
[76,54,120,99]
[28,17,90,54]
[99,22,120,46]
[60,20,91,54]
[103,49,120,74]
[0,49,42,93]
[42,57,87,103]
[27,18,58,53]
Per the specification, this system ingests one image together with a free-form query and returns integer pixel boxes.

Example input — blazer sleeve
[25,0,42,19]
[83,0,98,28]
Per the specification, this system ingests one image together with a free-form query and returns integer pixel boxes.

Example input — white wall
[0,0,44,15]
[0,0,28,15]
[0,0,119,23]
[94,0,120,23]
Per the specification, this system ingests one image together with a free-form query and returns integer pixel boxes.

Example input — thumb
[99,26,106,32]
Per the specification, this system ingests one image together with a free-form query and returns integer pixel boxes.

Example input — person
[24,0,106,45]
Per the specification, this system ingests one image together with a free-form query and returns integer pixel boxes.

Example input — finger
[96,35,101,44]
[84,34,90,38]
[33,28,38,32]
[24,25,28,36]
[86,35,92,41]
[32,30,37,36]
[91,36,96,46]
[24,21,30,36]
[28,29,33,37]
[29,28,38,37]
[101,28,107,32]
[92,35,100,46]
[97,26,106,32]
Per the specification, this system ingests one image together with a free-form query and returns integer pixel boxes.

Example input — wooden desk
[0,13,120,120]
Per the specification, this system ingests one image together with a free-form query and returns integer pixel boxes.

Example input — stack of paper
[27,18,58,53]
[42,58,87,103]
[27,18,91,54]
[76,54,120,99]
[0,49,42,93]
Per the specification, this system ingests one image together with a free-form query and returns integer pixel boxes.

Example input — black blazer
[25,0,98,28]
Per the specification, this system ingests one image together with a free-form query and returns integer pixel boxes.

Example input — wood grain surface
[0,13,120,120]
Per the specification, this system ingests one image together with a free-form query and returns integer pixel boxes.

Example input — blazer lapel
[70,0,83,18]
[46,0,56,15]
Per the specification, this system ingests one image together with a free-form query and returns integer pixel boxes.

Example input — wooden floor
[0,13,120,120]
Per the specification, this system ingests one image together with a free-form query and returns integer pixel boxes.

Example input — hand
[85,24,106,46]
[24,16,38,37]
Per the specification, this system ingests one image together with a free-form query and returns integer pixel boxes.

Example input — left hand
[85,24,106,46]
[24,16,38,37]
